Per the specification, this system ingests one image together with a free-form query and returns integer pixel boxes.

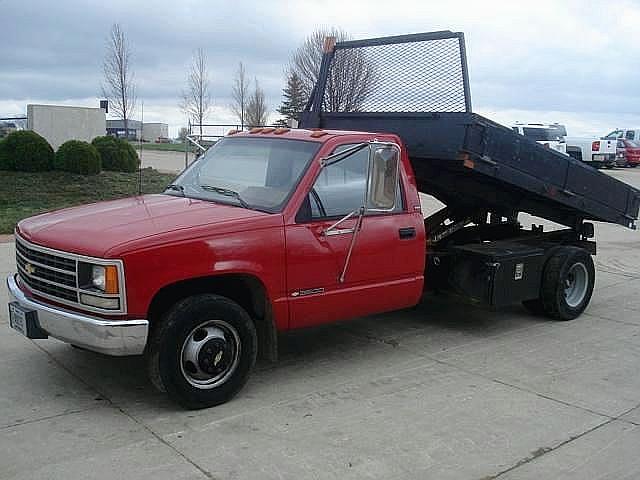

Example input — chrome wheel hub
[180,320,241,389]
[564,262,588,308]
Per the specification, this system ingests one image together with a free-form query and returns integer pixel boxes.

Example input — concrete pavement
[1,170,639,479]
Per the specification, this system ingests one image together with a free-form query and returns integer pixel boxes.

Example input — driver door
[285,143,424,329]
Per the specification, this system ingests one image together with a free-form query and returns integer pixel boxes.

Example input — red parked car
[616,139,640,167]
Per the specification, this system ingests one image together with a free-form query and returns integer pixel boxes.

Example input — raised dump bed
[299,31,640,229]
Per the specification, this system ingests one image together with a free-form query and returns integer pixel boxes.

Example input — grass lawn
[0,168,176,234]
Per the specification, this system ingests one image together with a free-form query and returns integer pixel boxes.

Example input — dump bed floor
[309,112,640,229]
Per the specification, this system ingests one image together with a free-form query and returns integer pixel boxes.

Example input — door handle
[399,227,416,239]
[324,228,355,236]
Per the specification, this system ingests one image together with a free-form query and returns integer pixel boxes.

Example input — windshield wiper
[165,184,185,196]
[200,184,249,208]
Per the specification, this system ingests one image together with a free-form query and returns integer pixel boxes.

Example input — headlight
[91,265,106,290]
[82,264,119,294]
[77,261,123,311]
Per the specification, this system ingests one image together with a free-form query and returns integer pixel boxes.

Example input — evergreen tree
[276,72,307,126]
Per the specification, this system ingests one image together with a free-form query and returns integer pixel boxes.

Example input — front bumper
[7,274,148,356]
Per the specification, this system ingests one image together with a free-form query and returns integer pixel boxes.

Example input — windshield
[522,127,565,141]
[166,137,320,212]
[604,130,623,139]
[625,140,640,148]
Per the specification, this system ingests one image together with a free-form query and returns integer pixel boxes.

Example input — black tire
[539,247,595,320]
[146,294,257,409]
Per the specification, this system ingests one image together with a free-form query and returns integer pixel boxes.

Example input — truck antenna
[138,100,143,195]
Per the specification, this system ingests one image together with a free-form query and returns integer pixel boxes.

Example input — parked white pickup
[604,129,640,142]
[565,137,617,168]
[512,123,617,168]
[511,123,567,154]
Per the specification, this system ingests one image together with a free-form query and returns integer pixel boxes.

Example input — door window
[626,130,636,140]
[303,144,403,220]
[310,146,369,219]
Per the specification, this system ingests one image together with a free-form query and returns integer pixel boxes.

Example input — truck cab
[511,123,568,154]
[604,129,640,142]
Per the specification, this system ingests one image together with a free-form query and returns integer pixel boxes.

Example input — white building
[27,104,106,150]
[142,122,169,142]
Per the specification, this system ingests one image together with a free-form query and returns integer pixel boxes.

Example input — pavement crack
[483,401,640,478]
[30,343,216,480]
[414,351,621,423]
[484,417,615,479]
[0,406,100,431]
[583,312,640,327]
[595,267,640,280]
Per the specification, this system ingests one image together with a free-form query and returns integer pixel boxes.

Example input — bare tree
[246,79,268,127]
[289,27,376,112]
[102,23,136,138]
[180,48,212,137]
[231,62,249,128]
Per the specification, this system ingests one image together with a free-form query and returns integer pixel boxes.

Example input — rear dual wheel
[522,246,595,320]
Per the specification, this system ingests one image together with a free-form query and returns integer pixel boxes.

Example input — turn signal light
[310,130,328,138]
[274,128,290,134]
[249,127,263,134]
[260,127,275,134]
[104,265,119,294]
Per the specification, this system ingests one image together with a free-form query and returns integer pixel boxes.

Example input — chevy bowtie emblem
[24,263,36,275]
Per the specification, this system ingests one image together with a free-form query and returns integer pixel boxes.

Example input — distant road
[138,150,194,174]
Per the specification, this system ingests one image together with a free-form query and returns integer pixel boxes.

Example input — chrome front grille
[16,237,80,304]
[15,236,127,314]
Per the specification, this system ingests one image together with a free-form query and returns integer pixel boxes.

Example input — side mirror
[366,144,400,212]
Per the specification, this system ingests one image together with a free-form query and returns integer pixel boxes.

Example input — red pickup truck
[7,31,639,409]
[8,129,426,407]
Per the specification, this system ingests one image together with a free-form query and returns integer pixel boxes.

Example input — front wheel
[146,294,257,409]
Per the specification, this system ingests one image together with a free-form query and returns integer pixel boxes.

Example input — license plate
[8,302,28,336]
[593,154,605,161]
[8,302,46,339]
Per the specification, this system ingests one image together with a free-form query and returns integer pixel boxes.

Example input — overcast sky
[2,0,639,137]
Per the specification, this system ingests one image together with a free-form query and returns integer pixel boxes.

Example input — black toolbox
[448,242,545,307]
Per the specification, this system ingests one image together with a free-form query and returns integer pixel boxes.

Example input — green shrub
[1,130,54,171]
[91,136,139,172]
[54,140,101,175]
[0,138,10,170]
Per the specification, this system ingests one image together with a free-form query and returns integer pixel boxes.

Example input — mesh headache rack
[300,30,640,229]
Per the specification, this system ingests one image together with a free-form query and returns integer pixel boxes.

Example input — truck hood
[17,194,272,257]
